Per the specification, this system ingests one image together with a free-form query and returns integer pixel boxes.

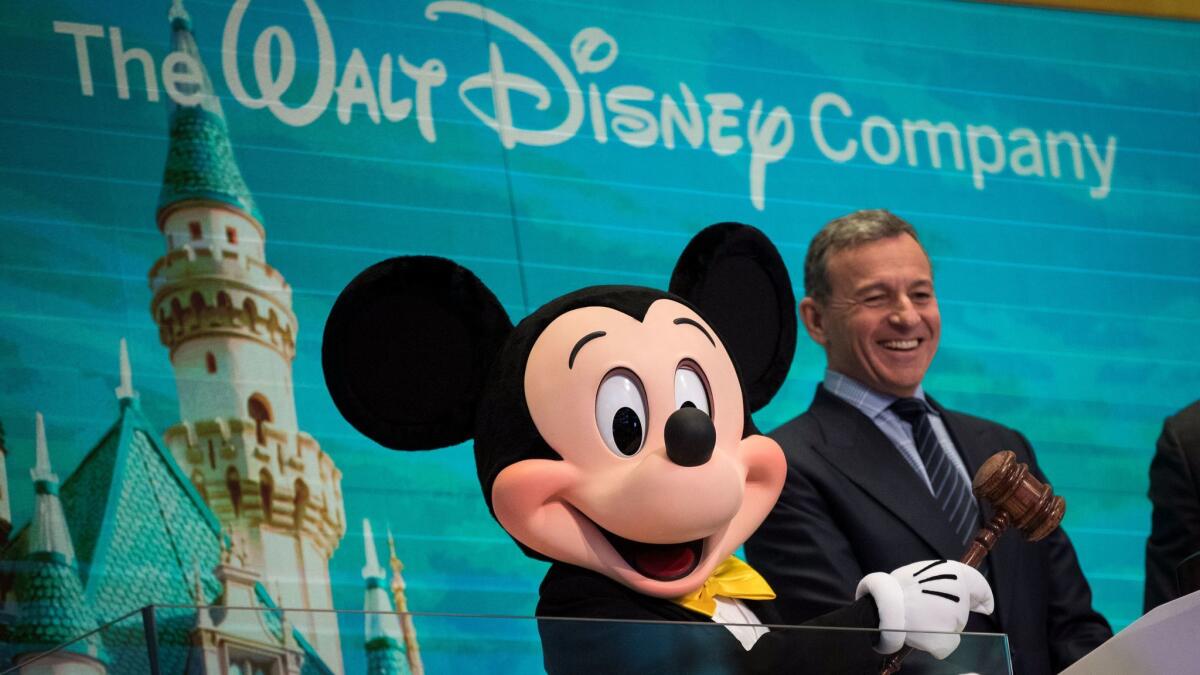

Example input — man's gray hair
[803,209,928,302]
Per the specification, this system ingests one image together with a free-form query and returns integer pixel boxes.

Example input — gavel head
[972,451,1065,541]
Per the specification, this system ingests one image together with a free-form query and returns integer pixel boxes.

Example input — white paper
[1060,590,1200,675]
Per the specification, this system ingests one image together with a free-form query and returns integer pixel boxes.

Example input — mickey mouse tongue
[600,528,704,582]
[634,544,697,580]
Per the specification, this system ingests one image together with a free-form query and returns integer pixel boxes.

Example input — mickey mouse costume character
[322,224,994,674]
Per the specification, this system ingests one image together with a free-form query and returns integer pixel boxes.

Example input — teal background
[1,0,1197,668]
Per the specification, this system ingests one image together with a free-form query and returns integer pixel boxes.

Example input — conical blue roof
[6,415,107,664]
[157,0,260,221]
[366,636,412,675]
[8,552,107,663]
[361,519,412,675]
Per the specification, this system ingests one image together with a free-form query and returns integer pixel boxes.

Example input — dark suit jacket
[744,386,1111,675]
[1144,399,1200,612]
[536,561,886,674]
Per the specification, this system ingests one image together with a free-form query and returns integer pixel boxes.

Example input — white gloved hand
[855,559,994,659]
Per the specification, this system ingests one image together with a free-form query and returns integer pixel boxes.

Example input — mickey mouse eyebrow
[569,331,607,369]
[673,318,715,346]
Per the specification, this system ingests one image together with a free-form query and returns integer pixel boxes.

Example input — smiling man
[744,209,1112,674]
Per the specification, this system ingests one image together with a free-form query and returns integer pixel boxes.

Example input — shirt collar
[822,369,934,420]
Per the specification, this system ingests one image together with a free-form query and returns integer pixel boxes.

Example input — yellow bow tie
[672,556,776,617]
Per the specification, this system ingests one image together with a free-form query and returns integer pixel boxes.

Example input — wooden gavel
[880,450,1065,675]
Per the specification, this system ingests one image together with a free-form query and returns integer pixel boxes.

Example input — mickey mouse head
[322,224,797,599]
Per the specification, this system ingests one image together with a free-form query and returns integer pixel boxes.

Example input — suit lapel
[808,387,968,562]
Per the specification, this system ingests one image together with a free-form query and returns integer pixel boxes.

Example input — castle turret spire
[114,338,138,402]
[157,0,258,222]
[10,413,107,671]
[362,519,410,675]
[30,412,74,564]
[388,525,424,675]
[362,518,386,583]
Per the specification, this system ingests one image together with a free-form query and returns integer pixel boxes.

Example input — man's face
[800,233,940,398]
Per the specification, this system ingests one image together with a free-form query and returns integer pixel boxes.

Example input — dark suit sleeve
[1017,430,1113,669]
[754,597,888,675]
[744,447,868,623]
[1144,409,1200,612]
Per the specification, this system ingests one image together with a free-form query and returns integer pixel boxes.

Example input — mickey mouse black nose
[664,407,716,467]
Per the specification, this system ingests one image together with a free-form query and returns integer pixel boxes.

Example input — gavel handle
[878,511,1011,675]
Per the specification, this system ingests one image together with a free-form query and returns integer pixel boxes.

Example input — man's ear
[798,296,829,346]
[322,256,513,450]
[669,223,796,412]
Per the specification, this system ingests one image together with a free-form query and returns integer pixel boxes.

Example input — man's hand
[856,559,995,658]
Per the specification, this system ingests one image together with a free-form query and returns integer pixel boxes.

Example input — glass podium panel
[2,605,1011,674]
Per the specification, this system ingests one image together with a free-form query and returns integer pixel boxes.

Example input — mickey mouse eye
[596,370,647,457]
[674,362,710,415]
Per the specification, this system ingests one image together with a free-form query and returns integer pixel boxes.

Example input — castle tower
[148,1,345,670]
[10,413,107,674]
[0,419,11,544]
[362,520,411,675]
[387,525,424,675]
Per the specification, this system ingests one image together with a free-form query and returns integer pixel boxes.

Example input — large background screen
[1,0,1197,672]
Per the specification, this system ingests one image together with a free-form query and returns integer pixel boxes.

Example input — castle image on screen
[0,3,423,674]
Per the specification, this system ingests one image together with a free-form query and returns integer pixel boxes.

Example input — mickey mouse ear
[322,256,513,450]
[669,223,797,412]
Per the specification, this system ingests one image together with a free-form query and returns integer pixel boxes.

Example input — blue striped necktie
[890,397,980,546]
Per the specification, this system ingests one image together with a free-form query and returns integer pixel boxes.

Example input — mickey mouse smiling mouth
[597,520,707,582]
